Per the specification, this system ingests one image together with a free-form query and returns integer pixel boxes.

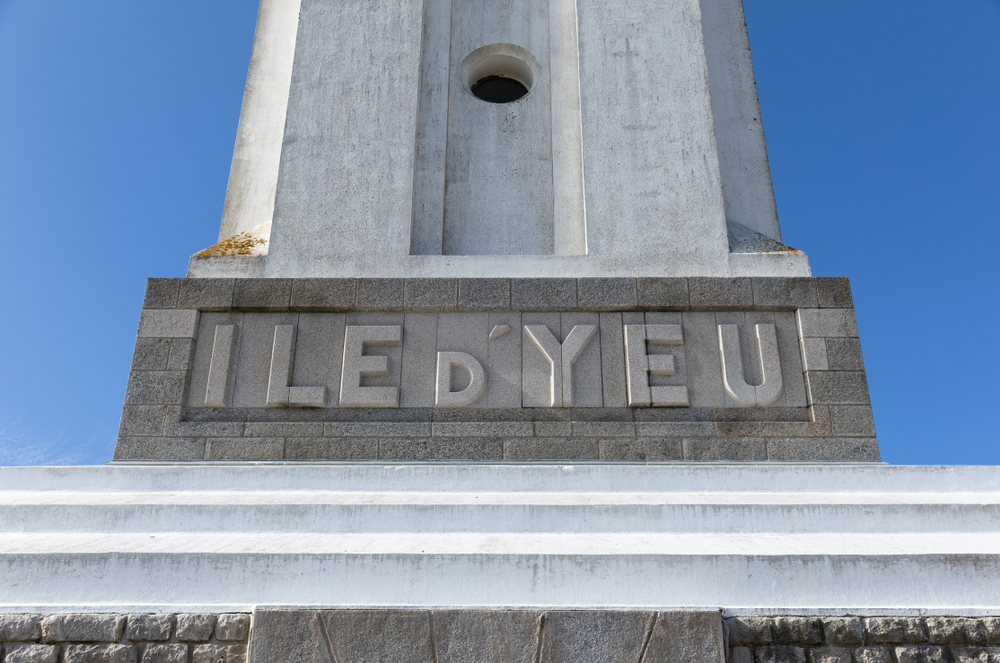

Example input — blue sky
[0,1,997,465]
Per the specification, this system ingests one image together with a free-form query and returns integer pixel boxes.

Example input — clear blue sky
[0,1,997,465]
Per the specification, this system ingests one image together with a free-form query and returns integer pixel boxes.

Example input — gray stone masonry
[117,277,878,462]
[0,613,249,663]
[247,609,725,663]
[727,616,1000,663]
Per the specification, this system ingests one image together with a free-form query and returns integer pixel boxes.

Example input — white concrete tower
[191,0,807,279]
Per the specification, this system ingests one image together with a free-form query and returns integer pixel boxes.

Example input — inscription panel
[186,312,806,410]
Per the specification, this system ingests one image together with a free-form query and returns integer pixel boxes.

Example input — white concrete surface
[2,464,1000,614]
[194,0,810,279]
[700,0,781,241]
[218,0,300,242]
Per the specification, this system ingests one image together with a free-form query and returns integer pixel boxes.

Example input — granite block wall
[727,616,1000,663]
[115,277,878,462]
[0,613,248,663]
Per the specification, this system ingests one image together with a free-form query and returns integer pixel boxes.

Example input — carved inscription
[718,324,782,407]
[193,313,803,409]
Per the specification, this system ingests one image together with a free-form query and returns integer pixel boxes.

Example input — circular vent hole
[471,75,529,104]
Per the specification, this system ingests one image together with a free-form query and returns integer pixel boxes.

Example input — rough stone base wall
[0,613,249,663]
[115,276,879,463]
[727,617,1000,663]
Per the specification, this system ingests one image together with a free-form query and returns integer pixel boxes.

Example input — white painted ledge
[1,464,998,614]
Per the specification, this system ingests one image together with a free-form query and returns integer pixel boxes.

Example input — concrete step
[1,463,999,613]
[2,502,999,534]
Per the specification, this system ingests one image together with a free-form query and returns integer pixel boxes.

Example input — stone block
[796,309,858,339]
[0,614,42,641]
[356,278,404,309]
[984,618,1000,644]
[431,610,537,663]
[244,422,324,437]
[771,617,822,645]
[131,338,171,371]
[458,279,510,311]
[639,438,686,460]
[636,278,690,309]
[826,338,865,371]
[177,279,236,310]
[800,338,828,372]
[706,407,804,423]
[138,310,200,339]
[756,645,807,663]
[284,438,379,460]
[205,437,285,460]
[510,278,576,310]
[854,647,893,663]
[636,422,715,437]
[522,313,561,408]
[303,611,435,663]
[752,278,819,309]
[232,279,292,310]
[561,312,604,407]
[822,618,865,646]
[118,405,167,438]
[124,372,187,405]
[689,277,753,310]
[577,278,637,310]
[143,278,180,309]
[125,615,172,642]
[504,438,600,460]
[487,312,522,407]
[732,647,753,663]
[329,408,435,422]
[714,418,830,439]
[4,645,60,663]
[816,277,854,308]
[433,422,533,437]
[325,422,432,437]
[166,338,196,371]
[829,406,877,437]
[183,408,247,423]
[809,648,852,663]
[205,438,284,460]
[192,645,246,663]
[865,618,929,644]
[404,279,457,310]
[951,647,1000,663]
[175,614,216,642]
[534,421,573,436]
[140,644,188,663]
[599,438,684,460]
[214,614,249,642]
[68,642,140,663]
[571,421,635,437]
[165,419,245,438]
[113,438,205,461]
[895,646,948,663]
[380,438,503,461]
[41,614,126,643]
[682,311,725,407]
[230,312,300,407]
[399,313,438,408]
[725,617,773,645]
[539,611,652,663]
[926,618,989,646]
[806,372,871,405]
[290,278,356,310]
[684,438,766,461]
[598,313,628,407]
[435,408,534,422]
[767,438,880,462]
